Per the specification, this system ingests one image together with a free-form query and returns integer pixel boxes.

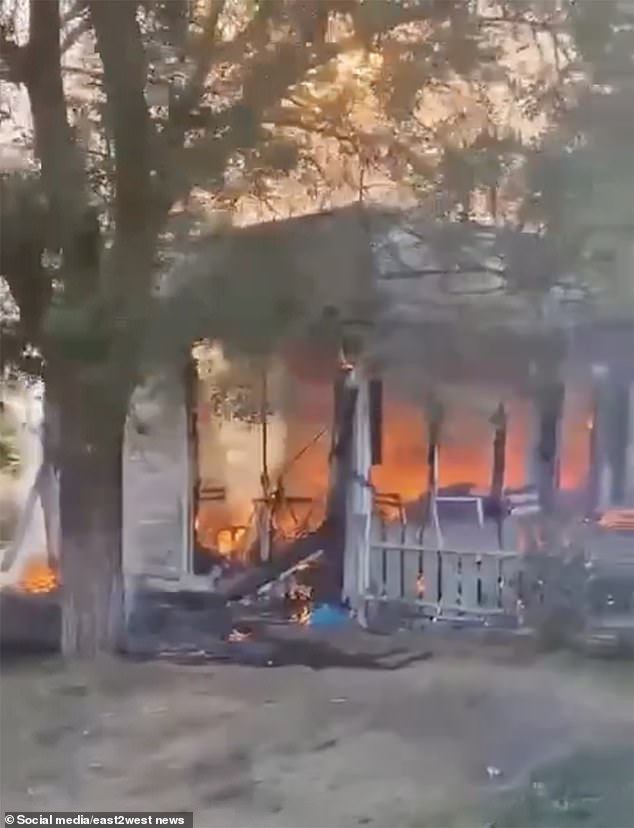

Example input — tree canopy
[1,0,630,385]
[521,0,634,311]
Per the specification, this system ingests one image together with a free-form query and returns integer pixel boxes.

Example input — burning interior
[191,340,333,570]
[0,334,604,611]
[189,338,595,580]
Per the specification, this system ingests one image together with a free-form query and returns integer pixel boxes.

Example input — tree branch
[167,0,226,141]
[187,0,281,74]
[0,24,28,83]
[170,0,455,180]
[478,15,564,33]
[23,0,89,249]
[88,0,157,237]
[180,36,343,180]
[270,108,358,147]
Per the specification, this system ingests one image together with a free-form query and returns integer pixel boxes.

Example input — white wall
[0,380,47,585]
[122,374,190,578]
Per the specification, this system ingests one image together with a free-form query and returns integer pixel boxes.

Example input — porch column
[607,380,630,506]
[527,364,565,512]
[586,366,632,513]
[586,365,608,515]
[183,356,197,575]
[524,397,539,490]
[342,367,372,612]
[626,382,634,505]
[489,402,507,502]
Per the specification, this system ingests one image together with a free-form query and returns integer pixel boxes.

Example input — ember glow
[228,628,251,642]
[286,580,313,625]
[216,526,248,556]
[599,509,634,530]
[416,573,425,598]
[292,604,312,625]
[18,558,58,594]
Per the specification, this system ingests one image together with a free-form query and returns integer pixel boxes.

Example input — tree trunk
[58,395,126,658]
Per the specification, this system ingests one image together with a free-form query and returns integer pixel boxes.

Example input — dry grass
[1,637,632,827]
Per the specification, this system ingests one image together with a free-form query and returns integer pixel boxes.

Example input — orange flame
[287,580,313,625]
[292,605,312,625]
[216,526,248,556]
[194,355,593,559]
[599,509,634,530]
[19,558,58,594]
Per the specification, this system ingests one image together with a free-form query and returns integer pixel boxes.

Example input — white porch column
[524,399,539,489]
[626,382,634,506]
[603,377,633,508]
[525,361,564,511]
[586,365,606,515]
[586,366,634,512]
[342,367,372,612]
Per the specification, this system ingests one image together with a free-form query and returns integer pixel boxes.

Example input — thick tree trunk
[57,396,126,658]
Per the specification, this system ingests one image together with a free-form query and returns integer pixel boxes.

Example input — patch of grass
[491,745,634,828]
[411,745,634,828]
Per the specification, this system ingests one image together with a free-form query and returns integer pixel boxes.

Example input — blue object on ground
[309,603,349,628]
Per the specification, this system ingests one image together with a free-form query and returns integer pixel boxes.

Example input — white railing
[364,515,522,618]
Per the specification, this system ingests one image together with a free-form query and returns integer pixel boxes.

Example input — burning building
[118,207,633,612]
[2,206,632,623]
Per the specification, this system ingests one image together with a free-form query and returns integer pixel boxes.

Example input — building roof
[162,203,632,385]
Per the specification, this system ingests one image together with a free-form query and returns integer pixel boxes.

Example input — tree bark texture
[25,0,88,250]
[57,383,126,658]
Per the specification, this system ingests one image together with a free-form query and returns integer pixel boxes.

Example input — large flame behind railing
[195,391,593,559]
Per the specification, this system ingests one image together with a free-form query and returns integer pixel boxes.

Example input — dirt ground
[1,630,633,827]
